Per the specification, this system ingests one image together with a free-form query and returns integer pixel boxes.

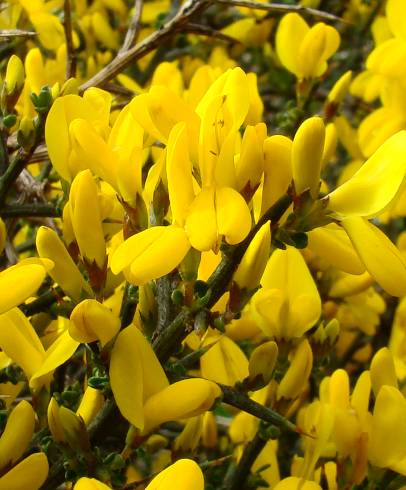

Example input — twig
[0,29,36,39]
[0,202,60,218]
[119,283,138,328]
[63,0,77,78]
[79,0,210,92]
[180,23,243,44]
[219,384,297,433]
[120,0,144,53]
[0,147,35,206]
[211,0,345,22]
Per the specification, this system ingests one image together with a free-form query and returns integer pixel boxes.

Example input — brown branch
[0,29,36,39]
[181,23,243,44]
[79,0,210,92]
[120,0,144,53]
[63,0,76,78]
[213,0,345,22]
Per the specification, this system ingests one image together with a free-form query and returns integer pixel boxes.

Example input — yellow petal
[0,263,45,313]
[70,169,106,268]
[143,379,221,432]
[292,117,325,198]
[0,308,45,379]
[75,478,112,490]
[275,13,309,77]
[110,325,168,430]
[166,122,195,226]
[200,336,249,386]
[185,187,218,251]
[36,226,93,301]
[0,401,35,471]
[30,330,80,388]
[261,135,292,215]
[233,221,271,289]
[111,226,190,285]
[369,385,406,467]
[0,453,48,490]
[386,0,406,41]
[215,186,252,245]
[277,339,313,400]
[69,299,120,347]
[273,477,322,490]
[327,131,406,218]
[45,95,92,182]
[307,223,365,275]
[370,347,398,397]
[69,119,117,188]
[145,459,204,490]
[77,387,105,426]
[341,217,406,296]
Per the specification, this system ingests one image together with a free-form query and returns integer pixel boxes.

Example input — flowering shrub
[0,0,406,489]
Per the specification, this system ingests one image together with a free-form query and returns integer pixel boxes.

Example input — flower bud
[247,340,278,389]
[70,170,106,270]
[36,226,93,301]
[2,55,24,114]
[292,116,325,198]
[4,55,24,95]
[47,397,65,443]
[58,405,91,453]
[202,411,218,448]
[233,221,271,290]
[17,117,36,151]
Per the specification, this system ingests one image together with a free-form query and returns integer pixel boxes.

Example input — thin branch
[0,202,60,218]
[211,0,345,23]
[79,0,210,92]
[0,29,36,39]
[180,23,243,44]
[222,426,268,490]
[63,0,77,78]
[0,147,35,206]
[219,384,297,433]
[120,0,144,53]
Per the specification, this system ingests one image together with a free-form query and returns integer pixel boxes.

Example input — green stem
[219,383,297,433]
[222,427,268,490]
[0,202,60,218]
[0,148,33,206]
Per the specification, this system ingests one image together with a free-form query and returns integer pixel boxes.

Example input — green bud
[3,113,17,128]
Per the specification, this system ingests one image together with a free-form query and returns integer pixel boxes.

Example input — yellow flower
[110,225,191,285]
[69,299,120,347]
[275,13,340,80]
[252,247,321,339]
[109,324,169,430]
[0,401,48,490]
